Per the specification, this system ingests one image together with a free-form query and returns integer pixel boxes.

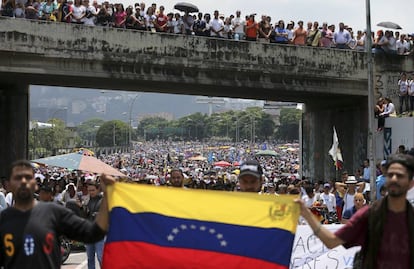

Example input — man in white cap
[336,176,365,218]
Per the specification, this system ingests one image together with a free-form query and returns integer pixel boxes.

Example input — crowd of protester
[1,0,414,54]
[0,141,300,209]
[2,139,410,226]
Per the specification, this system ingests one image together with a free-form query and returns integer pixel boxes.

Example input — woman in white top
[69,0,86,24]
[145,6,156,32]
[380,97,397,117]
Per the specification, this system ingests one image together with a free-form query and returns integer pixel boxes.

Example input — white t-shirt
[0,192,6,211]
[408,80,414,96]
[71,5,86,20]
[209,18,224,37]
[342,192,355,216]
[231,17,245,34]
[173,19,184,34]
[398,79,409,95]
[5,192,13,207]
[302,193,318,208]
[320,192,336,213]
[82,5,96,26]
[396,40,407,54]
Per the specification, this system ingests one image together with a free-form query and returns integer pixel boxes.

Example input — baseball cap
[323,183,330,188]
[40,184,53,193]
[239,160,263,179]
[380,160,387,166]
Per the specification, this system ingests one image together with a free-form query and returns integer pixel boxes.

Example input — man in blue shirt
[376,160,387,200]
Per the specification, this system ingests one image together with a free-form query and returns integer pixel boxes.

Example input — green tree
[178,113,207,140]
[138,117,170,140]
[257,113,275,140]
[29,119,72,155]
[77,118,105,146]
[276,108,302,141]
[96,120,129,146]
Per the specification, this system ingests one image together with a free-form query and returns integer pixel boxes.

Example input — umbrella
[286,147,298,152]
[32,153,125,177]
[73,147,94,156]
[376,21,402,30]
[213,161,232,167]
[232,169,240,175]
[188,155,207,161]
[255,150,278,157]
[174,2,199,13]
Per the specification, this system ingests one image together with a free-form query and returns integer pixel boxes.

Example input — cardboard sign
[291,224,360,269]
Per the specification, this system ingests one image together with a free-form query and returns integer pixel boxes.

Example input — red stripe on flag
[102,241,288,269]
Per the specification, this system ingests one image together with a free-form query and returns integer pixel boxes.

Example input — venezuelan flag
[102,183,300,269]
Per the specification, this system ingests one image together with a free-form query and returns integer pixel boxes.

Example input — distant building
[138,112,174,122]
[263,101,298,126]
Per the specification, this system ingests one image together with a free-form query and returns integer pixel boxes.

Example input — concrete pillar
[301,98,368,181]
[0,84,29,178]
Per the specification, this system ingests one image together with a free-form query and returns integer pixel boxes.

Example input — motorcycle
[60,236,71,264]
[310,204,340,224]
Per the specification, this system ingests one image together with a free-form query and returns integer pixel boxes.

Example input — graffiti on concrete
[375,73,400,99]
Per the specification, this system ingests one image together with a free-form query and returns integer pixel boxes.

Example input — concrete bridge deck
[1,17,413,179]
[0,17,368,104]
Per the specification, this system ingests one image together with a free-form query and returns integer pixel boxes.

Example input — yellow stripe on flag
[107,183,300,234]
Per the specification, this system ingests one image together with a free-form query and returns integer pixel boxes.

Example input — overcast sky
[122,0,414,34]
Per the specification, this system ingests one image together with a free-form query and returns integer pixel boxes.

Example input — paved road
[62,251,100,269]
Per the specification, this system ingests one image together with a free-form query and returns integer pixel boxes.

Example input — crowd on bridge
[1,0,414,54]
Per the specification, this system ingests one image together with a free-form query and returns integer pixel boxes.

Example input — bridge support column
[0,84,29,178]
[301,99,368,181]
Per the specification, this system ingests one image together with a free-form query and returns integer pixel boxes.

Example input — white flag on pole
[328,126,343,169]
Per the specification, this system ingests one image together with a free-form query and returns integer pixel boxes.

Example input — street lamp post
[128,94,142,160]
[50,107,68,125]
[234,114,256,144]
[250,116,256,144]
[235,119,239,143]
[113,123,116,147]
[366,0,377,202]
[50,107,68,155]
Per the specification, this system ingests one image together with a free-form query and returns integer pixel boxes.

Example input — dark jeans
[378,115,386,129]
[399,95,409,114]
[410,96,414,111]
[336,43,349,49]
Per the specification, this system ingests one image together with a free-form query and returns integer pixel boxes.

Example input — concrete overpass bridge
[0,17,413,179]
